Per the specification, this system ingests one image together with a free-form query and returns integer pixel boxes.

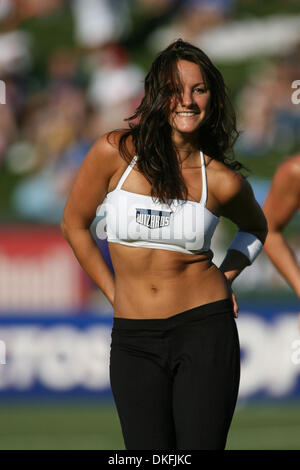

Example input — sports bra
[96,151,219,255]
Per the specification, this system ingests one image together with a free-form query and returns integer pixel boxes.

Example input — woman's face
[169,60,211,137]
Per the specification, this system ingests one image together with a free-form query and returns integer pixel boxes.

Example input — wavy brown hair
[110,39,244,203]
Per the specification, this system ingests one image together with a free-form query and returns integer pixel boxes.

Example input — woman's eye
[194,88,205,94]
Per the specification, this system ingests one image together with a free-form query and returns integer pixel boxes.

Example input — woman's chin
[174,126,201,136]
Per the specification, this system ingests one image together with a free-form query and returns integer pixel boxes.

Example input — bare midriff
[109,243,230,319]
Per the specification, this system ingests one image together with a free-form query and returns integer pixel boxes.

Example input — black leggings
[110,299,240,450]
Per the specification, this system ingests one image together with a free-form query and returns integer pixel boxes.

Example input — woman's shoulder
[270,153,300,197]
[205,155,258,215]
[86,129,134,171]
[93,129,132,156]
[205,154,248,204]
[277,153,300,180]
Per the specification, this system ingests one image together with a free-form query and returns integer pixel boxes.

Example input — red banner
[0,226,90,312]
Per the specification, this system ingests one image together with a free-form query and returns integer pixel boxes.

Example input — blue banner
[0,302,299,400]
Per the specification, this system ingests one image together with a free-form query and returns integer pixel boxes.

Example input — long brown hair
[111,39,243,203]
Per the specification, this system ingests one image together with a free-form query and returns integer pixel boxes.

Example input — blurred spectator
[87,44,144,132]
[178,0,234,41]
[0,0,66,163]
[237,44,300,156]
[121,0,181,48]
[0,0,13,22]
[0,103,17,163]
[9,82,93,222]
[0,0,64,33]
[148,0,234,50]
[0,30,31,75]
[47,48,81,89]
[72,0,131,49]
[14,0,63,19]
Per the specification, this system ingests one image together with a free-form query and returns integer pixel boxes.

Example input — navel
[150,284,158,293]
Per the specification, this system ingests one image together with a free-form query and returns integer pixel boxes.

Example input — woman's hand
[229,283,239,318]
[224,276,239,318]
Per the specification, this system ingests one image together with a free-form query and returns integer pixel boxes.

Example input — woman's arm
[218,174,267,282]
[263,157,300,297]
[61,133,122,306]
[212,169,268,315]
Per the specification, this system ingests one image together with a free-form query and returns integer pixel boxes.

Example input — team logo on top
[136,208,172,228]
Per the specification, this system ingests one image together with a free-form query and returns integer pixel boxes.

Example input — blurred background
[0,0,300,450]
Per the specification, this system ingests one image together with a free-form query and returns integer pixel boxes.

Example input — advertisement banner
[0,302,299,400]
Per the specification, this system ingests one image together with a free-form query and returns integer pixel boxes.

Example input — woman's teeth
[177,112,197,116]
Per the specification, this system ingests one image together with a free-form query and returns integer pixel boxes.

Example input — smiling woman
[169,60,211,136]
[61,39,267,450]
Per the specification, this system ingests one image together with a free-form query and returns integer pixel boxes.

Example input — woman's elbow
[60,218,70,242]
[258,215,268,245]
[60,213,92,242]
[250,212,268,245]
[61,208,73,242]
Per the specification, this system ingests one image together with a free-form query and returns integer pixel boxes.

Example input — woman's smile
[176,111,200,117]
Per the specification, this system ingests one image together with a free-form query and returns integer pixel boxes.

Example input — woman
[61,40,267,450]
[263,153,300,298]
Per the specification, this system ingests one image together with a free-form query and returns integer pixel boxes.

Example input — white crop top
[96,151,219,255]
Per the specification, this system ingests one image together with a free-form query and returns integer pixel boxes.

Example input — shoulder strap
[116,156,138,190]
[199,151,207,205]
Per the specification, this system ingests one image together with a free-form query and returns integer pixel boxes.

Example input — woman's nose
[181,89,193,107]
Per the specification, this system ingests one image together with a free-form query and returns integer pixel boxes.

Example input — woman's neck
[172,132,200,164]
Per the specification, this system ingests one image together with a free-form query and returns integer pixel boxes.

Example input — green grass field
[0,400,299,450]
